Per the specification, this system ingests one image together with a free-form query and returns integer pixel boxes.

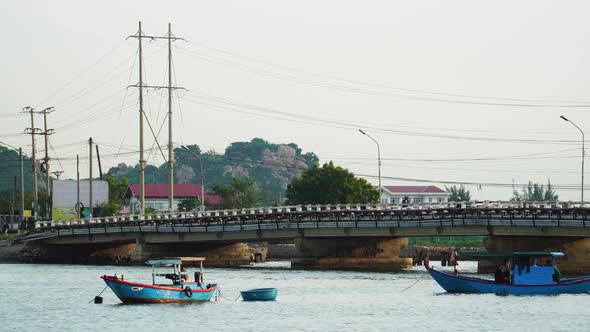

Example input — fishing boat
[426,251,590,295]
[101,257,218,303]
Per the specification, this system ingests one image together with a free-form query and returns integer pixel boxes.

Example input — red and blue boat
[101,257,218,303]
[426,251,590,295]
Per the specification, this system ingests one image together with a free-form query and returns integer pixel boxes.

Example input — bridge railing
[33,200,579,229]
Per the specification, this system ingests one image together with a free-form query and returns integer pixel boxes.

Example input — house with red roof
[124,184,222,213]
[379,185,450,205]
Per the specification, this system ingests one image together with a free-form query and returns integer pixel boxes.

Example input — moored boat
[426,252,590,295]
[240,288,278,301]
[101,257,217,303]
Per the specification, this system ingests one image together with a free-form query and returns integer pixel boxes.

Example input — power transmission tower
[128,22,184,215]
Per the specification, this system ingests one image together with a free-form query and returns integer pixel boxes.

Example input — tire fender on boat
[184,286,193,298]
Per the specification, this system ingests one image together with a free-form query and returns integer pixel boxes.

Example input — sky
[1,0,590,201]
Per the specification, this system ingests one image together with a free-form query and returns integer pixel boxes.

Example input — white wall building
[379,185,450,205]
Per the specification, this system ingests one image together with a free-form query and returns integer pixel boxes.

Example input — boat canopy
[457,251,565,260]
[145,257,207,266]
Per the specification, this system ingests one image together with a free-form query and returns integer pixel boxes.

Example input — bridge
[11,202,590,273]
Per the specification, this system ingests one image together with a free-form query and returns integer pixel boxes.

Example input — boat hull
[240,288,278,301]
[427,268,590,295]
[101,275,217,303]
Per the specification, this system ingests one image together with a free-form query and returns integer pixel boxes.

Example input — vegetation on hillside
[108,138,318,206]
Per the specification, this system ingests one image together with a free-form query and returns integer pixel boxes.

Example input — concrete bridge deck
[20,204,590,244]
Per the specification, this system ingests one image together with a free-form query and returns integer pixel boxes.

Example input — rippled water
[0,262,587,331]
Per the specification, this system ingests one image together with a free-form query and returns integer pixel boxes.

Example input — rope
[217,289,241,301]
[399,274,426,293]
[89,285,109,303]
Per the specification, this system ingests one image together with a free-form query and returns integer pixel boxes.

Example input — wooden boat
[101,257,217,303]
[426,252,590,295]
[240,288,278,301]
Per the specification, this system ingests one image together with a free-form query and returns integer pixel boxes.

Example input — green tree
[212,176,259,209]
[286,161,379,204]
[178,198,200,211]
[445,185,471,202]
[514,180,558,202]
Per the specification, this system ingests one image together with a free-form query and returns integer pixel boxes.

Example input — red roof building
[125,184,222,213]
[379,185,450,205]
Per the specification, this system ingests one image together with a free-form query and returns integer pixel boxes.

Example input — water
[0,262,588,331]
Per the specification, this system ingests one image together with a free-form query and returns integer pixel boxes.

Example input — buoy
[94,296,103,304]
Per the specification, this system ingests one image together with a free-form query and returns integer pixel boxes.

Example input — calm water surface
[0,262,588,331]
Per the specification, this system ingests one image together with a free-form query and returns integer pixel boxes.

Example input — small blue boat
[427,251,590,295]
[101,257,217,303]
[240,288,278,301]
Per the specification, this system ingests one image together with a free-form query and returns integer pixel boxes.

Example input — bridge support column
[483,236,590,275]
[129,239,251,266]
[291,237,412,271]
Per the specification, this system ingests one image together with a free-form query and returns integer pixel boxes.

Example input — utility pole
[51,170,63,180]
[96,145,103,180]
[89,137,93,217]
[128,22,184,215]
[128,21,146,216]
[167,23,174,214]
[22,106,41,221]
[19,148,24,225]
[42,107,55,219]
[77,154,80,220]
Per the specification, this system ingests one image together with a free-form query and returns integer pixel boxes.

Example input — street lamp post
[359,129,382,204]
[181,145,205,212]
[560,115,585,205]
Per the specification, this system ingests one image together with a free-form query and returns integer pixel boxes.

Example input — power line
[175,45,590,108]
[187,42,590,105]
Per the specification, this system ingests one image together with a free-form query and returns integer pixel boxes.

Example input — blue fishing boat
[426,252,590,295]
[240,288,278,301]
[101,257,217,303]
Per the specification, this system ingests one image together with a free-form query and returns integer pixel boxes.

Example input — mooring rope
[399,274,427,293]
[217,289,241,301]
[89,285,109,303]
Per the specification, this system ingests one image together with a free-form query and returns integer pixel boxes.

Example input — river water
[0,262,587,331]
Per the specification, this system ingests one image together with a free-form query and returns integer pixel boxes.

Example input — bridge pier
[483,236,590,275]
[291,237,412,271]
[130,238,252,267]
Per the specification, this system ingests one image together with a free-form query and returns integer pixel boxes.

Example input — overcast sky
[1,0,590,201]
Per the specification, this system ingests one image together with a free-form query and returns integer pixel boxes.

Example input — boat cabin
[510,252,563,285]
[145,257,206,287]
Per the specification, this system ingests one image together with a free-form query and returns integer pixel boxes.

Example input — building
[52,180,109,220]
[379,185,450,205]
[125,184,222,213]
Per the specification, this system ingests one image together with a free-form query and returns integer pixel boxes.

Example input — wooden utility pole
[96,145,103,180]
[19,148,24,224]
[89,137,93,217]
[42,107,55,219]
[77,154,80,220]
[22,106,40,221]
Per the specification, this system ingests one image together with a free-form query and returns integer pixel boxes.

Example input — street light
[560,115,585,205]
[181,145,205,212]
[358,129,382,204]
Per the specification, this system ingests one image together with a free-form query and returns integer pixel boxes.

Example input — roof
[382,185,448,194]
[457,251,565,259]
[145,257,206,266]
[127,184,222,205]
